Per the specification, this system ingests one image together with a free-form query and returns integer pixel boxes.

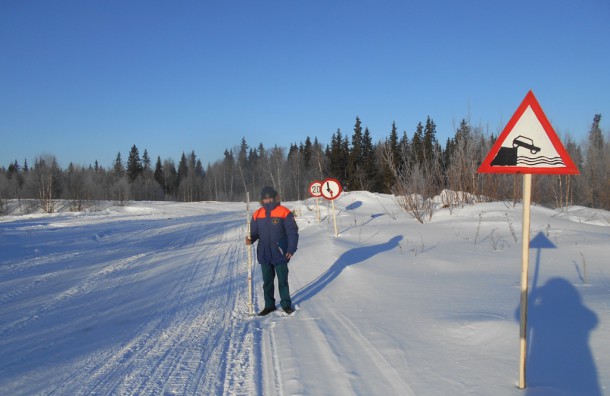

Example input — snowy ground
[1,192,608,395]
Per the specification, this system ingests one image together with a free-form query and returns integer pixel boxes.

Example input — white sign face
[309,181,322,197]
[320,178,342,200]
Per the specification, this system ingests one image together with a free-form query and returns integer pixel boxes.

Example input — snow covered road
[2,195,609,395]
[1,203,261,395]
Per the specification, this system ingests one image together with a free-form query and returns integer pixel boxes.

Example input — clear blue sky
[2,0,609,169]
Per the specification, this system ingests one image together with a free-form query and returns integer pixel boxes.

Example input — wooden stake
[246,192,254,316]
[519,174,532,389]
[331,199,338,237]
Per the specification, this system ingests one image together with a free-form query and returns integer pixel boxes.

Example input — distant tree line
[1,114,608,215]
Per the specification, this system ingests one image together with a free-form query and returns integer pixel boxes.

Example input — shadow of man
[292,235,403,305]
[518,277,600,395]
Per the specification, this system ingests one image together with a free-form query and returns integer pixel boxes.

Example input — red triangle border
[477,91,579,175]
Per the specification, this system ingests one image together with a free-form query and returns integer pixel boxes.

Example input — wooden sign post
[518,174,532,388]
[477,91,578,389]
[245,192,254,316]
[308,180,322,222]
[319,178,343,237]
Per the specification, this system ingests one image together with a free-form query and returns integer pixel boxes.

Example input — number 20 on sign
[308,181,322,197]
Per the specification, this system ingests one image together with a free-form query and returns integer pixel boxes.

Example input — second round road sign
[320,178,342,200]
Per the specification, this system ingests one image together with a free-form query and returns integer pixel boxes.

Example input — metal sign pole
[519,173,532,389]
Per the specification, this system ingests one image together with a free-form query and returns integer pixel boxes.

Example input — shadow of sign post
[520,278,600,395]
[529,232,556,291]
[515,233,601,395]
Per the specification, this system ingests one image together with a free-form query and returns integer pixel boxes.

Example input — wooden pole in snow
[246,192,254,316]
[519,174,532,389]
[331,199,338,237]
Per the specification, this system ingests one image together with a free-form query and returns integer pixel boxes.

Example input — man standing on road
[246,186,299,315]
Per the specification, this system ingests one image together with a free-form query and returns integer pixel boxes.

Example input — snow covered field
[1,192,608,395]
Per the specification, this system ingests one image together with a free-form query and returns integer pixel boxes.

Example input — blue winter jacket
[250,202,299,265]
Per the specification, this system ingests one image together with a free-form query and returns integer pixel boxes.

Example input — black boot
[283,307,294,314]
[258,307,277,316]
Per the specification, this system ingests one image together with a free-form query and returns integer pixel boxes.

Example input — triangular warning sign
[478,91,579,174]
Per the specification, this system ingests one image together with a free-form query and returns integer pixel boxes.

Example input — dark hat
[260,186,278,199]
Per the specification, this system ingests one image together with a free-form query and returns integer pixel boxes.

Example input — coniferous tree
[162,159,178,199]
[287,143,302,200]
[254,143,268,194]
[330,129,342,171]
[195,159,204,178]
[176,152,191,201]
[113,152,124,174]
[327,129,347,180]
[302,136,313,169]
[446,119,478,200]
[423,116,438,165]
[589,114,604,147]
[154,156,164,189]
[583,114,607,207]
[398,130,411,171]
[412,122,424,166]
[348,117,364,188]
[248,146,260,192]
[341,133,350,179]
[139,149,156,200]
[381,122,400,190]
[7,161,23,189]
[311,137,327,180]
[177,153,189,187]
[222,149,235,200]
[127,145,143,182]
[360,127,377,191]
[111,151,129,204]
[142,150,151,172]
[237,137,250,194]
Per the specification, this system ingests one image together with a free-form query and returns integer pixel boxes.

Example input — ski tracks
[265,303,416,396]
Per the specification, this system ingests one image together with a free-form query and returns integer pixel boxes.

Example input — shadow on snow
[292,235,403,305]
[516,232,600,395]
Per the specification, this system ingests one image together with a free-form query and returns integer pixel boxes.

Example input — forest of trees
[1,114,608,216]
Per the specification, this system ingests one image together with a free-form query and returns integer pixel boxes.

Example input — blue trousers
[261,263,291,310]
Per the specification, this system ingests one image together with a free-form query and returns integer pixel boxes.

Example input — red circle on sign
[309,181,322,197]
[320,178,342,200]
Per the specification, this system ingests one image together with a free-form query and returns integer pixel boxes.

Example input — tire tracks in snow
[2,209,260,395]
[46,214,258,395]
[0,250,142,340]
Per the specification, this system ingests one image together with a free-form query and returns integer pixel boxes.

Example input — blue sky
[1,0,609,169]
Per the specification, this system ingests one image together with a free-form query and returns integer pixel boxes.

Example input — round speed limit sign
[308,180,322,197]
[320,178,342,200]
